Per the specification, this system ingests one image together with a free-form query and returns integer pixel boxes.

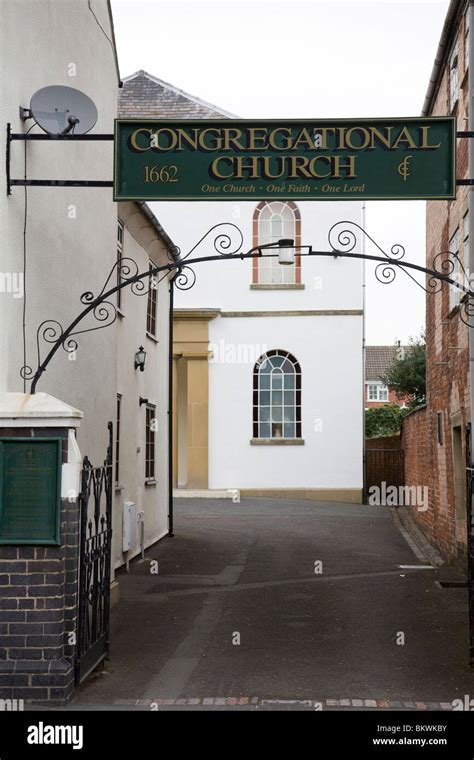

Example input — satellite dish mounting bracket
[19,107,33,121]
[5,85,113,194]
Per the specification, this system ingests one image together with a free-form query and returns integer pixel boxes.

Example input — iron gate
[75,422,113,685]
[365,448,405,496]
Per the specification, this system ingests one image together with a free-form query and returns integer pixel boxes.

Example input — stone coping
[0,393,83,428]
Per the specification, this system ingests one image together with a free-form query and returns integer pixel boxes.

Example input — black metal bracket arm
[6,126,474,193]
[6,123,114,195]
[10,180,114,189]
[7,126,474,195]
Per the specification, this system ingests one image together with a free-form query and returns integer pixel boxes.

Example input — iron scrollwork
[328,220,474,328]
[21,223,245,390]
[172,222,244,291]
[20,219,474,392]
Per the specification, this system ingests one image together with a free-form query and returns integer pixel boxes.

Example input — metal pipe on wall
[168,273,175,537]
[467,0,474,664]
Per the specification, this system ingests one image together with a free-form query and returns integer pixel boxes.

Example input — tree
[380,332,426,407]
[365,405,409,438]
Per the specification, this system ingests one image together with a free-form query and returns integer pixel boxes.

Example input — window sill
[145,478,157,486]
[250,438,304,446]
[250,284,305,290]
[146,332,159,343]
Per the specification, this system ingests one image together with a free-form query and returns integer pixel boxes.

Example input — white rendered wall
[113,204,171,567]
[208,314,363,490]
[154,198,364,493]
[151,199,364,311]
[0,2,171,568]
[0,0,119,464]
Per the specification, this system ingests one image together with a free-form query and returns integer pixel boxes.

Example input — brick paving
[109,696,455,710]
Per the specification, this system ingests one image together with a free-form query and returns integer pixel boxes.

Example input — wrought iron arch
[21,220,474,394]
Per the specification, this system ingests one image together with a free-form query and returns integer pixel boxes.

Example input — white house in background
[365,345,410,408]
[0,3,175,572]
[119,70,364,502]
[169,199,364,502]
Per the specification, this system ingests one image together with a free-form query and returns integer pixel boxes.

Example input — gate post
[0,392,82,703]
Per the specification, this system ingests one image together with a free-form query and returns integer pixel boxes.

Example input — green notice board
[114,117,456,201]
[0,438,62,545]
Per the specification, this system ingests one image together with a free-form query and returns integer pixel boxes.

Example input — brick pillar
[0,393,82,703]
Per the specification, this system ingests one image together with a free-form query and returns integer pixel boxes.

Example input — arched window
[252,201,301,285]
[253,350,302,439]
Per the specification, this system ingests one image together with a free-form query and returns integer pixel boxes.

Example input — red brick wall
[401,404,470,564]
[418,7,471,565]
[401,407,433,534]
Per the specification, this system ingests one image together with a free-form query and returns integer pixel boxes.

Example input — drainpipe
[362,201,367,502]
[466,2,474,448]
[422,0,464,117]
[467,0,474,664]
[168,273,175,537]
[468,2,474,440]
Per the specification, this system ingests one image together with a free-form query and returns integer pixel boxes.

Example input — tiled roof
[365,345,410,381]
[118,70,237,119]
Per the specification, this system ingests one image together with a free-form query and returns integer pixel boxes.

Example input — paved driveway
[73,498,474,710]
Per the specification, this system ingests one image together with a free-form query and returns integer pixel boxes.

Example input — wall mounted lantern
[134,346,147,372]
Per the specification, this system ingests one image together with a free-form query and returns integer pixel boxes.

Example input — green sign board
[0,438,62,545]
[114,117,456,202]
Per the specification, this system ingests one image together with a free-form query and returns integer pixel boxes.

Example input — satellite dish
[29,85,98,136]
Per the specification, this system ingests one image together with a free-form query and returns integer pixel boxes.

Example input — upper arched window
[253,350,302,439]
[252,201,301,285]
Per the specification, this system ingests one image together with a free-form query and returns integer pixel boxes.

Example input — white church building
[120,71,365,502]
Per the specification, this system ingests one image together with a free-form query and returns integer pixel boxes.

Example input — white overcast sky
[111,0,450,344]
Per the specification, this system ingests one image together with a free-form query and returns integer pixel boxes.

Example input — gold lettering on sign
[345,128,371,150]
[130,122,446,156]
[268,128,292,150]
[309,156,332,178]
[419,126,441,149]
[125,120,449,196]
[175,128,199,151]
[397,155,413,181]
[262,157,286,179]
[333,155,357,178]
[198,128,223,151]
[367,127,393,150]
[152,129,178,151]
[234,157,260,179]
[288,156,312,178]
[314,128,336,149]
[131,128,153,151]
[222,128,246,151]
[392,127,417,150]
[209,157,234,179]
[247,128,268,150]
[291,128,316,151]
